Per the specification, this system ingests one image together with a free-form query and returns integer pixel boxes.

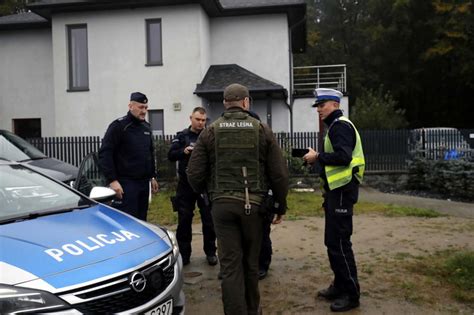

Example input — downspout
[286,16,306,134]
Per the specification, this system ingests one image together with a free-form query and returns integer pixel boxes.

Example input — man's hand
[109,180,124,199]
[151,178,159,194]
[184,146,194,155]
[272,214,284,225]
[303,147,319,164]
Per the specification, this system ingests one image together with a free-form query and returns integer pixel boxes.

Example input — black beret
[130,92,148,104]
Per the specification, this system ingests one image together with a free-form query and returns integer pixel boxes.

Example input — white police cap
[312,88,343,107]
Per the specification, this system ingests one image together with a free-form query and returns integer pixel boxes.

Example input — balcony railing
[293,64,347,96]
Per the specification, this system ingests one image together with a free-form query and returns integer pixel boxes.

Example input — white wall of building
[292,96,349,132]
[51,5,209,136]
[210,14,290,93]
[210,14,291,131]
[1,7,299,136]
[0,29,55,136]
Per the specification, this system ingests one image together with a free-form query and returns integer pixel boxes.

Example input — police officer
[98,92,159,221]
[167,107,217,266]
[187,83,289,315]
[303,88,365,312]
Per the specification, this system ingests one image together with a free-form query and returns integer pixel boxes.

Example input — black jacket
[167,127,201,179]
[98,111,157,183]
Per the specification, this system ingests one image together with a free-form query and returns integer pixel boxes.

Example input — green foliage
[383,205,442,218]
[408,249,474,303]
[351,87,408,129]
[0,0,26,16]
[147,190,442,226]
[297,0,474,128]
[407,158,474,201]
[148,189,177,226]
[153,137,176,181]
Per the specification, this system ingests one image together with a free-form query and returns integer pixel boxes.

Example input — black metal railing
[27,129,473,178]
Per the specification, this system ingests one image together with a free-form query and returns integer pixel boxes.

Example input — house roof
[25,0,306,53]
[194,64,287,101]
[0,12,49,30]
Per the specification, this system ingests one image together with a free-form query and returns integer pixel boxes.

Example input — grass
[147,190,443,226]
[404,249,474,304]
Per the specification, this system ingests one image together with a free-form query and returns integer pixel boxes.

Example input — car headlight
[142,222,180,266]
[164,228,180,265]
[0,284,70,313]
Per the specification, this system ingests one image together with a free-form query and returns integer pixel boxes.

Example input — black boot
[330,295,359,312]
[317,284,341,300]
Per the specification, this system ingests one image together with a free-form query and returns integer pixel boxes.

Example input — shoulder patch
[117,116,126,122]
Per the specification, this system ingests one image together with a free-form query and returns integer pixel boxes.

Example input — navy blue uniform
[318,109,360,300]
[98,111,156,221]
[168,127,216,264]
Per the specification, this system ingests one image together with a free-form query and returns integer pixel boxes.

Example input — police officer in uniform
[168,107,217,266]
[303,88,365,312]
[187,83,289,315]
[98,92,159,221]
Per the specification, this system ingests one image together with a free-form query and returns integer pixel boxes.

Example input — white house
[0,0,309,138]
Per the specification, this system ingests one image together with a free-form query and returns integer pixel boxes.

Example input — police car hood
[0,204,171,290]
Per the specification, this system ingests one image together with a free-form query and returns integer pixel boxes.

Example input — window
[13,118,41,138]
[146,19,162,66]
[149,110,164,136]
[67,24,89,91]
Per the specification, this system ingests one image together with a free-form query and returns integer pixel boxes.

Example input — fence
[27,129,474,178]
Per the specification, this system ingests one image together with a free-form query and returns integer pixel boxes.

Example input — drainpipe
[286,16,306,134]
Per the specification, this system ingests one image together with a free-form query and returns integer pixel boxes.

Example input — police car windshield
[0,130,46,161]
[0,164,91,222]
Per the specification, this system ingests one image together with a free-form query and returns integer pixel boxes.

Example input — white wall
[0,29,55,136]
[250,99,289,132]
[210,14,291,132]
[292,96,349,132]
[51,5,209,136]
[210,14,290,100]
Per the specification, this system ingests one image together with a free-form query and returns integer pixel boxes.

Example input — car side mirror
[89,186,116,202]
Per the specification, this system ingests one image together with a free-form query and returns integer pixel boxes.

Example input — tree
[0,0,27,17]
[296,0,474,128]
[350,87,408,130]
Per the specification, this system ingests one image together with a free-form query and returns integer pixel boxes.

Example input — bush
[351,87,408,130]
[407,158,474,201]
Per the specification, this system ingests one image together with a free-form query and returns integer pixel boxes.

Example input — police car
[0,159,185,314]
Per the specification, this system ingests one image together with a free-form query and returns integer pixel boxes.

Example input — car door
[73,152,107,196]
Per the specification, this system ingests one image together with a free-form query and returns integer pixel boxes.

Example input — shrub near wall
[407,158,474,201]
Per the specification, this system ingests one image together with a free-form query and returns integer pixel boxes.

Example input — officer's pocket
[327,188,354,216]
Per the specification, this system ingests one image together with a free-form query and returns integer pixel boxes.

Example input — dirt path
[180,215,472,314]
[178,190,474,314]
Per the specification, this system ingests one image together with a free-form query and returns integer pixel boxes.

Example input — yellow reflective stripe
[351,157,365,165]
[327,167,352,182]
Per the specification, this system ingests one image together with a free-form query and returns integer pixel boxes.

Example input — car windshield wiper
[0,204,91,225]
[18,156,48,162]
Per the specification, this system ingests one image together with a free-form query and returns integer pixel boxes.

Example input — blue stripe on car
[0,205,170,288]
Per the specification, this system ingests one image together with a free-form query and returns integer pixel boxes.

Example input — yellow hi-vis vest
[324,116,365,191]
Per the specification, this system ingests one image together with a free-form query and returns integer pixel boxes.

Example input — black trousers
[111,179,149,221]
[175,180,216,261]
[212,199,263,315]
[259,213,274,272]
[323,181,360,299]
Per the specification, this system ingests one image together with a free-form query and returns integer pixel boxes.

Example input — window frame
[148,109,164,136]
[67,24,89,92]
[145,18,163,66]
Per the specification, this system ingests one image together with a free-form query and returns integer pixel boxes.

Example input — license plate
[144,299,173,315]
